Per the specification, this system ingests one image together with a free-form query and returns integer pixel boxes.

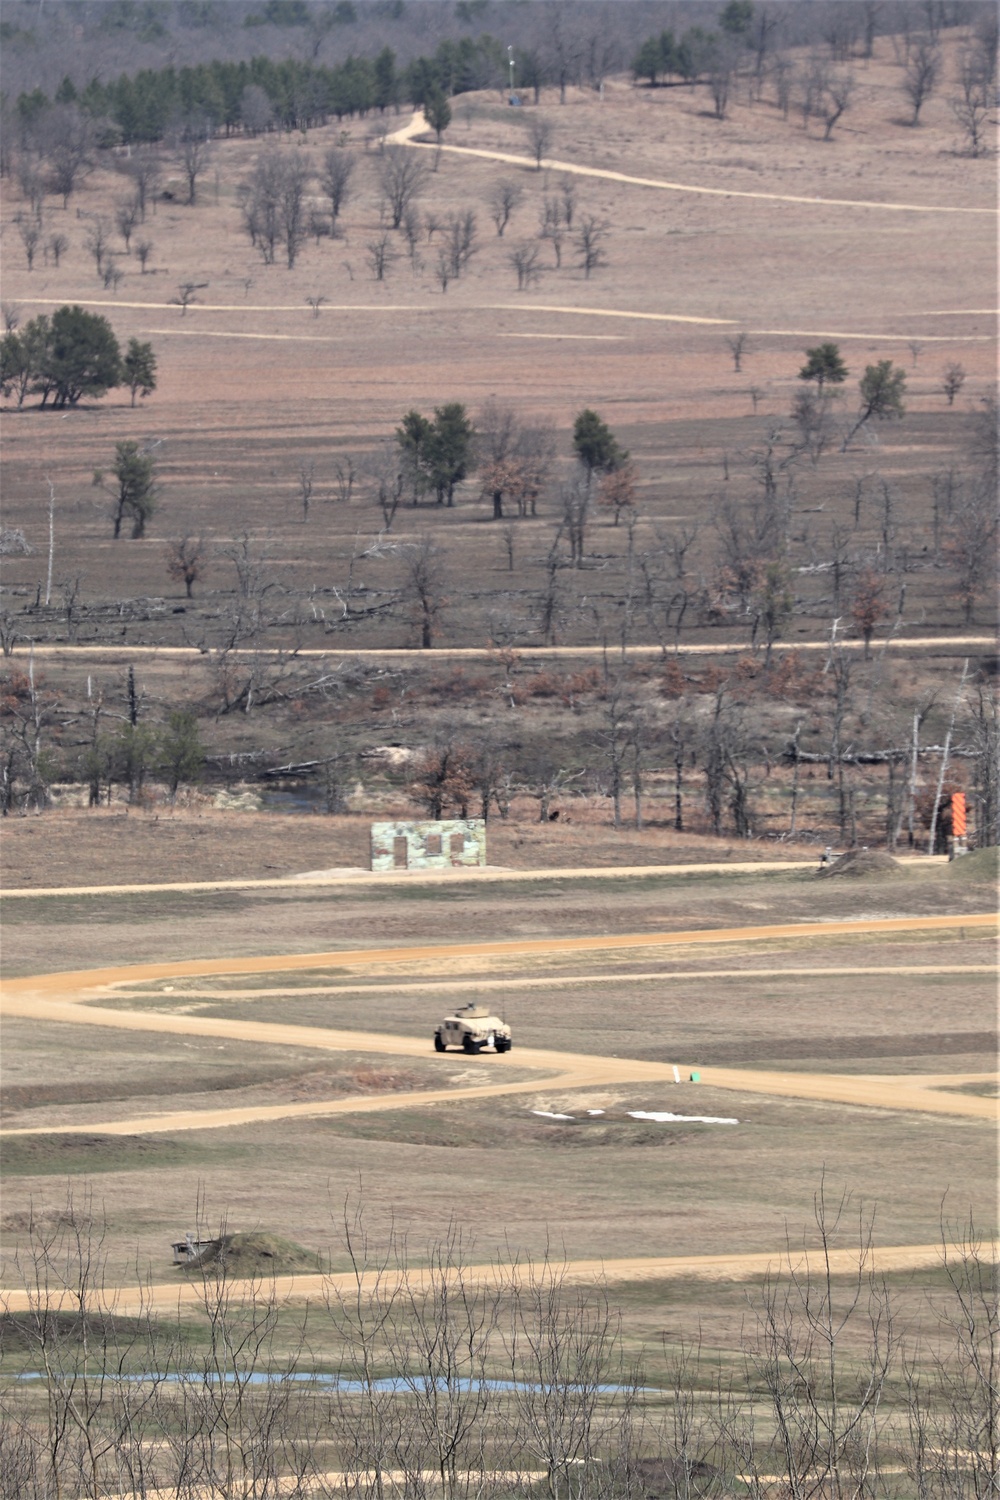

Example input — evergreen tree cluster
[0,306,156,412]
[19,34,506,145]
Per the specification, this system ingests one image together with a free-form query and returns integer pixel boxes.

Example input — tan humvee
[434,1003,512,1054]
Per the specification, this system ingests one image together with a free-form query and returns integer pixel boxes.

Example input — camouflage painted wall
[370,819,486,872]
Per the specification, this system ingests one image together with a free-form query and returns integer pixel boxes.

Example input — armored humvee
[434,1003,512,1054]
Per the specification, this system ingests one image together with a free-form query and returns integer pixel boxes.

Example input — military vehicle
[434,1003,512,1054]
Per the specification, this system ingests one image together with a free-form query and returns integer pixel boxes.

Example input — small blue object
[508,94,521,106]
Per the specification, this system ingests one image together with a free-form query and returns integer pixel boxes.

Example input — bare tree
[574,215,608,279]
[165,534,207,598]
[403,534,446,647]
[820,69,856,139]
[539,197,566,266]
[725,331,751,371]
[41,103,95,208]
[240,148,312,268]
[121,145,161,219]
[170,281,206,315]
[320,145,355,226]
[401,204,423,262]
[332,456,356,506]
[16,216,40,270]
[305,294,327,318]
[487,177,524,236]
[365,233,395,281]
[509,240,543,289]
[903,36,940,124]
[377,146,427,229]
[443,210,478,278]
[83,216,110,277]
[940,361,966,406]
[47,231,68,266]
[135,239,154,273]
[115,195,140,252]
[951,52,993,156]
[527,114,554,169]
[708,46,738,119]
[240,81,274,135]
[102,256,124,293]
[944,478,998,623]
[297,458,316,521]
[367,441,406,530]
[174,115,214,205]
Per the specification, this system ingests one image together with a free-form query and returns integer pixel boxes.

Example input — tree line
[12,33,508,150]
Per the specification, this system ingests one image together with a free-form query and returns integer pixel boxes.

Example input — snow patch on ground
[628,1110,739,1125]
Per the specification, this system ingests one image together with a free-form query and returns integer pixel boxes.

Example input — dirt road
[17,637,994,670]
[0,1242,969,1318]
[386,109,995,216]
[2,913,996,1135]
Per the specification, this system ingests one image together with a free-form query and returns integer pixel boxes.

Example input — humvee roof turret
[434,1002,512,1054]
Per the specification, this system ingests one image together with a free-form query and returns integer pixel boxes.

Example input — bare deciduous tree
[527,114,554,169]
[115,195,140,252]
[170,281,206,315]
[377,146,428,229]
[16,215,40,271]
[940,361,966,406]
[41,103,95,208]
[574,214,608,279]
[509,240,543,289]
[366,232,395,281]
[403,533,446,647]
[950,52,993,156]
[487,177,524,236]
[725,330,751,371]
[174,115,213,205]
[443,210,478,279]
[321,145,356,225]
[165,534,207,598]
[903,36,940,124]
[297,458,316,522]
[538,197,566,266]
[47,231,68,266]
[83,215,111,273]
[120,145,162,219]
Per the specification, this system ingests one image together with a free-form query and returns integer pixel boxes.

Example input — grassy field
[0,22,996,1491]
[1,33,995,658]
[1,863,994,1289]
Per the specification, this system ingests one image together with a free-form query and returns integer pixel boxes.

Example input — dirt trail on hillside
[387,108,995,216]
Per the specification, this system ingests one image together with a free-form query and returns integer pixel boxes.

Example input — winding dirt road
[386,108,995,216]
[2,913,996,1138]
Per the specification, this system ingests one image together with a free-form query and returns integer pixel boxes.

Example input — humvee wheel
[434,1034,446,1053]
[495,1039,511,1053]
[463,1034,480,1054]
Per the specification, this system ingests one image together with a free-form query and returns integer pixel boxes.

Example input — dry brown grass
[0,34,995,655]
